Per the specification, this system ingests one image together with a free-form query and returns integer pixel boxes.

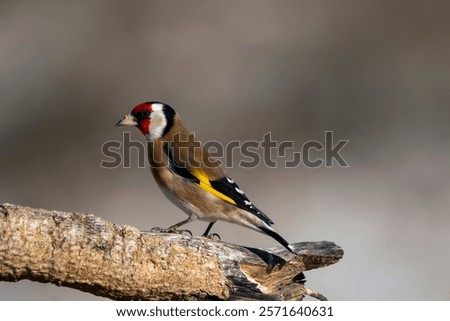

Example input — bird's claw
[150,227,192,237]
[177,229,193,237]
[204,233,221,241]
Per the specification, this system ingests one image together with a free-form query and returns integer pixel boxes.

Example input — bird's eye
[143,111,151,117]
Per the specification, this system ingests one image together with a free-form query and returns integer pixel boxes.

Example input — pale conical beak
[115,114,138,126]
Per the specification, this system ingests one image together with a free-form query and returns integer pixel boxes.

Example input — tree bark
[0,203,343,300]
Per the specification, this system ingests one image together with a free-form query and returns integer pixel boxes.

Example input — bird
[116,101,295,254]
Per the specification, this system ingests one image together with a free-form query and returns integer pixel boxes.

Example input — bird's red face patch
[131,102,152,136]
[137,118,150,136]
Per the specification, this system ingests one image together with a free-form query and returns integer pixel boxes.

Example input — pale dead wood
[0,203,343,300]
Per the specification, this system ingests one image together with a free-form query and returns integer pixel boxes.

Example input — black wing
[210,176,274,225]
[164,143,274,225]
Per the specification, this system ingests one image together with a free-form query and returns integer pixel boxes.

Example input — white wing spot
[235,187,244,194]
[227,177,234,184]
[244,200,252,206]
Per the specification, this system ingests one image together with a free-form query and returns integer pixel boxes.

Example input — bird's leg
[201,221,221,240]
[150,217,193,236]
[166,217,192,231]
[201,222,215,236]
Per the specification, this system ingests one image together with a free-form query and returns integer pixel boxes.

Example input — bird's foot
[202,233,221,241]
[176,229,193,237]
[150,227,192,237]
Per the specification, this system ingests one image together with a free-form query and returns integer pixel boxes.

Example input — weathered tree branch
[0,203,343,300]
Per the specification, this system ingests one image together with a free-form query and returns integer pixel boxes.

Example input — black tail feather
[259,226,296,255]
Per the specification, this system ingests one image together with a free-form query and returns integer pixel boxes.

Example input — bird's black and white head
[116,102,176,141]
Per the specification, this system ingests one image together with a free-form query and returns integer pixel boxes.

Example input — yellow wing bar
[192,169,237,205]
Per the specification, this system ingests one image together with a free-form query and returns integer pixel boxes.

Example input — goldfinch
[116,102,295,254]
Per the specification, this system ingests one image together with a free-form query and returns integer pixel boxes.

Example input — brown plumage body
[116,102,295,254]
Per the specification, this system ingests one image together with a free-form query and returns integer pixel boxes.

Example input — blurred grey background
[1,0,449,300]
